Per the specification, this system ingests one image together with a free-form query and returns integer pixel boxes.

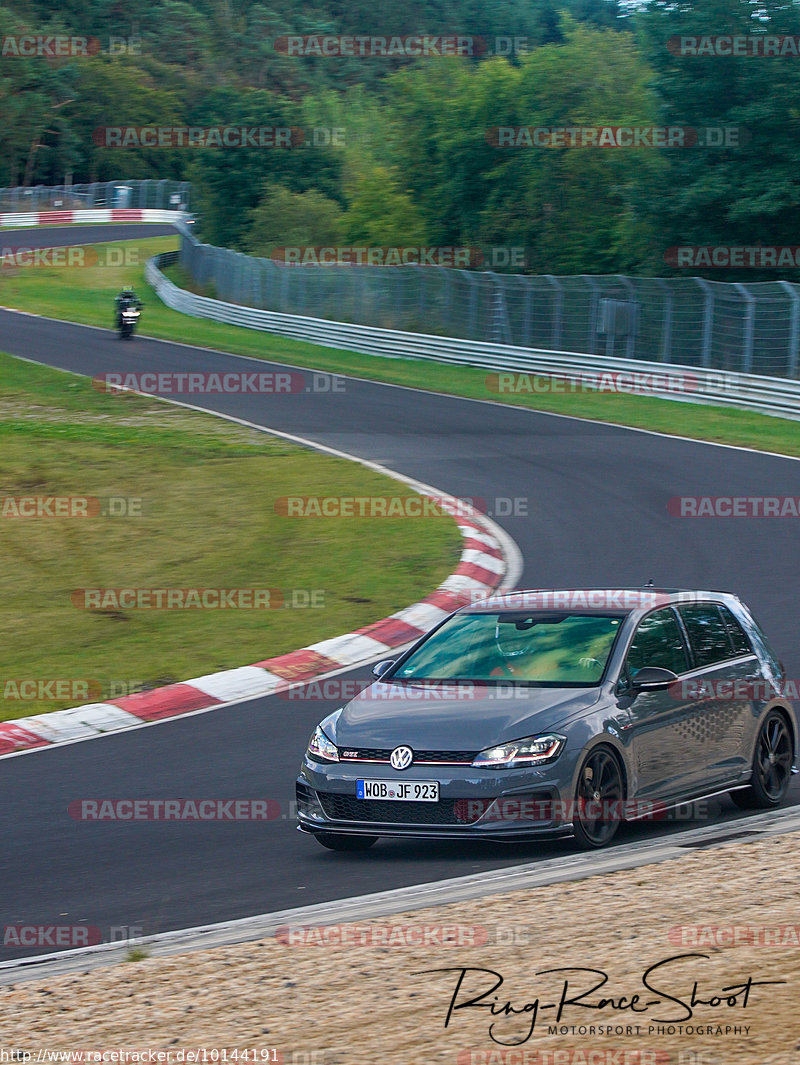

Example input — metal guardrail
[0,208,188,227]
[146,252,800,420]
[177,226,800,380]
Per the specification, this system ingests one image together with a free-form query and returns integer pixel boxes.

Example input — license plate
[356,779,439,802]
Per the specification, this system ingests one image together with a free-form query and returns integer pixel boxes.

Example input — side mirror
[372,659,396,678]
[630,666,679,692]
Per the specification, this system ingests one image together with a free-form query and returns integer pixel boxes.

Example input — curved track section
[1,226,799,960]
[0,222,177,250]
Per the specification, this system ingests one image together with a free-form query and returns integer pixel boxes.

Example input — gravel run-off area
[1,832,798,1065]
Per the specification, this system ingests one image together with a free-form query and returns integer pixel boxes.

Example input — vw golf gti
[296,588,797,850]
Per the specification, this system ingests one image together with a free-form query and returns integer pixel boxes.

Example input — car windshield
[393,611,624,686]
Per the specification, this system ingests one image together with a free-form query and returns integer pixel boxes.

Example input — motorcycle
[118,305,140,340]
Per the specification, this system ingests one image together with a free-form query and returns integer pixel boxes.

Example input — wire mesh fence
[178,228,800,380]
[1,180,797,379]
[0,179,191,212]
[147,249,800,420]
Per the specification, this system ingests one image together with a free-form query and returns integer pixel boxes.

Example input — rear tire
[314,832,378,852]
[730,710,793,809]
[572,746,624,850]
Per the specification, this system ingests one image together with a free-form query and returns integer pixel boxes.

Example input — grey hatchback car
[296,589,797,850]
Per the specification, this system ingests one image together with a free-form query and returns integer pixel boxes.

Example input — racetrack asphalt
[1,226,799,960]
[0,223,177,249]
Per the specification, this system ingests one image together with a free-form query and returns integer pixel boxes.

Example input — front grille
[318,793,486,825]
[339,747,477,764]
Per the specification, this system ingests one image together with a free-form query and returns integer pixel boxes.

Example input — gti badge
[389,745,414,770]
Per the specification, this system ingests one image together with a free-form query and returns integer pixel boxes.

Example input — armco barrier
[146,252,800,421]
[0,208,188,227]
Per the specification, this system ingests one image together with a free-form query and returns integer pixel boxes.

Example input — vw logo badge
[390,745,414,771]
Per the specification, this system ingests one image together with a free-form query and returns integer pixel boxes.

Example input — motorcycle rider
[114,287,143,330]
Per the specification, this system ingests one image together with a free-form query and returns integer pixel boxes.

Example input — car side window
[626,608,690,676]
[678,603,738,667]
[718,606,754,657]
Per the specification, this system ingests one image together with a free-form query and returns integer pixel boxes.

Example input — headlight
[307,725,339,763]
[472,733,565,769]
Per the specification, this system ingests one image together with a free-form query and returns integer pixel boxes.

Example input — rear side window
[678,603,739,667]
[626,608,690,676]
[719,606,754,657]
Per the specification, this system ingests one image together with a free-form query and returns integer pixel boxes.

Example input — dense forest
[2,0,800,277]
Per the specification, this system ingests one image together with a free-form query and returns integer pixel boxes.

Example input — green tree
[185,86,342,247]
[635,0,800,278]
[382,19,662,272]
[66,58,185,182]
[342,164,428,244]
[244,183,344,255]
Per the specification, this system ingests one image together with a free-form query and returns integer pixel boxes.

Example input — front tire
[572,746,624,849]
[314,832,378,852]
[730,710,793,809]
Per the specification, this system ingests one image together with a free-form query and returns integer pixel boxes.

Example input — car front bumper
[296,754,580,841]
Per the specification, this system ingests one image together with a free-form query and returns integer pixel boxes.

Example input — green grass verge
[0,232,797,458]
[0,352,460,721]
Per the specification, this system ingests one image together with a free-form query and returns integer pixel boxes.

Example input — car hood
[331,680,602,750]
